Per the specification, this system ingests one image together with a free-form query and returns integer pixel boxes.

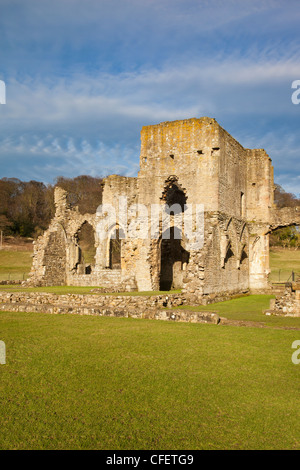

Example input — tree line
[0,175,103,238]
[271,184,300,249]
[0,177,299,246]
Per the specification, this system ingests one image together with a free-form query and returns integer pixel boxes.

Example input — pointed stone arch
[159,226,190,291]
[237,223,248,269]
[160,176,188,214]
[75,221,96,274]
[220,217,236,268]
[106,223,126,269]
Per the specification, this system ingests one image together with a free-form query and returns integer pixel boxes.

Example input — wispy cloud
[1,48,300,186]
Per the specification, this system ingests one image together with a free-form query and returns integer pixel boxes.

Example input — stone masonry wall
[27,186,137,290]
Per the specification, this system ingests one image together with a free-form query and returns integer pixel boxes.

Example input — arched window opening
[161,178,187,215]
[77,222,96,275]
[109,227,125,269]
[269,225,300,283]
[269,225,300,250]
[241,192,245,218]
[164,183,187,215]
[160,226,190,291]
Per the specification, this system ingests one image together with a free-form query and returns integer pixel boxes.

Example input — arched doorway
[159,179,190,290]
[160,226,189,290]
[76,222,96,274]
[109,226,125,269]
[268,224,300,283]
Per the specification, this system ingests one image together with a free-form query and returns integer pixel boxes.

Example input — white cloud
[2,51,300,135]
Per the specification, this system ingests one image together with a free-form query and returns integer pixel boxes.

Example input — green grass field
[269,248,300,283]
[1,306,300,450]
[0,250,32,281]
[1,246,300,449]
[176,294,300,327]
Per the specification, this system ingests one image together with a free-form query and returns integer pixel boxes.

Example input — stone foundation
[0,291,220,324]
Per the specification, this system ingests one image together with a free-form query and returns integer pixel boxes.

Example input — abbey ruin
[27,117,300,304]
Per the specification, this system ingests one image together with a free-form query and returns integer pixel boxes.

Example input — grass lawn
[175,294,300,329]
[1,245,300,449]
[0,250,32,281]
[1,309,300,450]
[269,248,300,283]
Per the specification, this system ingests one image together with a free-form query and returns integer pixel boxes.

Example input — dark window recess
[211,147,220,156]
[197,150,203,155]
[164,183,187,214]
[170,154,174,159]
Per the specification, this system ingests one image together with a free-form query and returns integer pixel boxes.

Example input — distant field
[0,249,33,281]
[269,248,300,283]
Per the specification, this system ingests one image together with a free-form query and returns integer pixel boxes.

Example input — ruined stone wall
[269,206,300,231]
[42,227,67,285]
[27,187,96,286]
[26,117,299,301]
[204,215,249,295]
[181,212,249,302]
[266,282,300,316]
[27,186,137,290]
[102,175,138,209]
[135,118,221,292]
[274,285,300,316]
[97,175,143,289]
[246,149,274,223]
[218,127,247,217]
[247,204,300,291]
[248,224,270,290]
[135,118,254,297]
[66,270,136,291]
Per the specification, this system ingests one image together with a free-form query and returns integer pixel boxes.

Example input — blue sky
[0,0,300,195]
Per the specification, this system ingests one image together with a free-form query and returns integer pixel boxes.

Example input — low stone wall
[0,291,185,308]
[189,288,250,306]
[0,291,220,324]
